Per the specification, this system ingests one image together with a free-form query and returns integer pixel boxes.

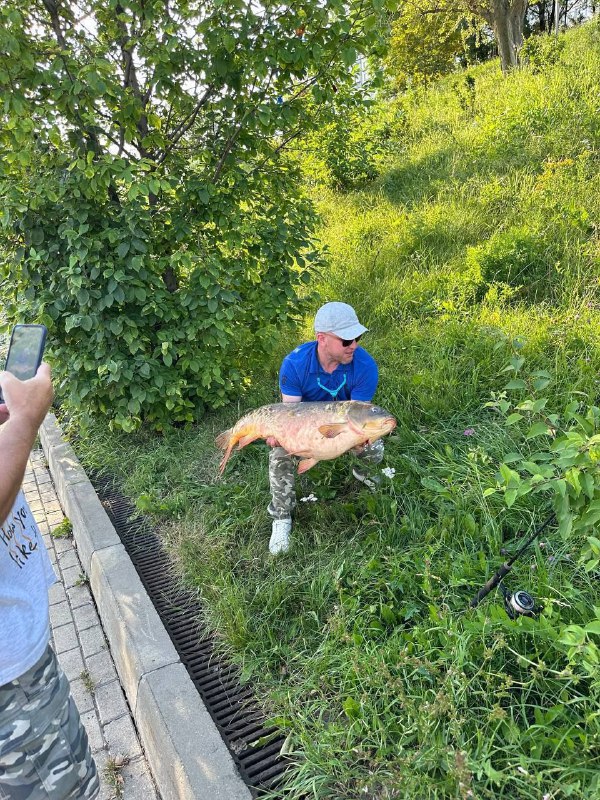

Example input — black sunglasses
[328,333,362,347]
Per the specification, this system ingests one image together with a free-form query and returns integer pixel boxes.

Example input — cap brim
[333,323,368,339]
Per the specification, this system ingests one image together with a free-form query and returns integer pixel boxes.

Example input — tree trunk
[470,0,528,73]
[491,0,527,72]
[537,1,547,32]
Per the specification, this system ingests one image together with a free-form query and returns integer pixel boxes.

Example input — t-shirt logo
[1,493,40,570]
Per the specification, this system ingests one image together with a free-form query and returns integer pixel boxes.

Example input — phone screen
[4,325,47,380]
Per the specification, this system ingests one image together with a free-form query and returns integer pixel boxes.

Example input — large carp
[216,400,397,475]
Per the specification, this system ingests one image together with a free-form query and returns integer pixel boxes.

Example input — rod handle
[470,562,512,608]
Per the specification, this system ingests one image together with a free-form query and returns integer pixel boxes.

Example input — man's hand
[0,363,54,524]
[266,437,281,447]
[0,363,53,429]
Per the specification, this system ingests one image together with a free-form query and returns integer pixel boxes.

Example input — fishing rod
[469,513,556,617]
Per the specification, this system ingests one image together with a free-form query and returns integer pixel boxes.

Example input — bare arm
[0,364,54,524]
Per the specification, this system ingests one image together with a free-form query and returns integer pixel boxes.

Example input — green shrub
[1,157,320,431]
[521,34,566,73]
[466,227,555,301]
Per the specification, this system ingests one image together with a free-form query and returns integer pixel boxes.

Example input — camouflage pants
[0,644,99,800]
[268,439,385,520]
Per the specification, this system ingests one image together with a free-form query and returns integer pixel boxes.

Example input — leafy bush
[466,228,555,301]
[302,100,396,191]
[521,34,566,73]
[1,156,319,431]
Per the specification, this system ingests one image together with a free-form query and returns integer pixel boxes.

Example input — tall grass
[71,21,600,800]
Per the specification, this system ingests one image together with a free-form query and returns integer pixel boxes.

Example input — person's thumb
[36,362,52,380]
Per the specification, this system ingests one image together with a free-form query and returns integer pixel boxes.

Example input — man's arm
[0,364,54,524]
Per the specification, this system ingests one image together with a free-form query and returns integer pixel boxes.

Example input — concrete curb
[40,413,252,800]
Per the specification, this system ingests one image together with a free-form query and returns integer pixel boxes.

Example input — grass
[67,21,600,800]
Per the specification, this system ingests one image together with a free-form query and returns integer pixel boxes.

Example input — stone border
[40,413,252,800]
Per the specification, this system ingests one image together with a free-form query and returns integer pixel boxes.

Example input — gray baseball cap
[314,302,368,340]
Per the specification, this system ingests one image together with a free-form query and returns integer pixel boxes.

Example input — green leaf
[584,620,600,635]
[526,422,551,439]
[342,697,361,719]
[586,535,600,555]
[223,32,236,53]
[505,379,527,390]
[342,47,357,66]
[505,413,523,426]
[421,477,448,493]
[581,472,595,500]
[533,377,551,391]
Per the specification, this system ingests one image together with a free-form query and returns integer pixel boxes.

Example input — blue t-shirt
[279,341,378,402]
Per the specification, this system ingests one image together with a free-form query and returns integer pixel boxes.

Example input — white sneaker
[269,518,292,555]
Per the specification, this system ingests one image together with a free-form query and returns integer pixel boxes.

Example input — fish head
[347,402,397,441]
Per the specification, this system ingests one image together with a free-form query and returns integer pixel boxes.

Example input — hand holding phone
[0,324,48,403]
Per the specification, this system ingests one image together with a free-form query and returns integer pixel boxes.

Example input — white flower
[300,493,317,502]
[517,766,528,775]
[381,467,396,479]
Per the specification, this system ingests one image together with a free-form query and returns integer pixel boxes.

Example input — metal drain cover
[90,473,290,797]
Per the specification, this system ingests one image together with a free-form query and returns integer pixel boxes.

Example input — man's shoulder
[282,341,315,369]
[352,347,378,372]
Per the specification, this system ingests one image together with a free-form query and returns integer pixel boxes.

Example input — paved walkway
[24,449,160,800]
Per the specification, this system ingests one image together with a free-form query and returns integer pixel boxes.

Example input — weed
[102,754,129,799]
[80,670,95,694]
[51,518,73,539]
[74,573,89,587]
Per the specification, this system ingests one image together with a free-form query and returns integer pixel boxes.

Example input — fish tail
[215,427,235,476]
[215,423,259,475]
[215,428,232,450]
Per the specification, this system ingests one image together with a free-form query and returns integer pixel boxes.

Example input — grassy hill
[73,22,600,800]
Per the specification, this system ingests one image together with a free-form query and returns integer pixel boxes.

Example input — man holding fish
[216,302,396,555]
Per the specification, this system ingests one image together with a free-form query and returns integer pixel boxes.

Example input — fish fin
[218,447,233,476]
[216,429,234,476]
[236,433,260,450]
[318,423,346,439]
[297,458,318,474]
[215,428,232,450]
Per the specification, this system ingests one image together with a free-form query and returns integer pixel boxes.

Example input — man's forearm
[0,417,40,524]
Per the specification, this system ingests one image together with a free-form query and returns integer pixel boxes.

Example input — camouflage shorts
[0,644,99,800]
[268,440,385,520]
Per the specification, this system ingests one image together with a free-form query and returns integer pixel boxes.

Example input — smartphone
[0,324,48,402]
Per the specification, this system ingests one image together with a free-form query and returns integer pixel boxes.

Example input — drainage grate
[90,473,290,797]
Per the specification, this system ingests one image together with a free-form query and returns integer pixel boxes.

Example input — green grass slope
[72,22,600,800]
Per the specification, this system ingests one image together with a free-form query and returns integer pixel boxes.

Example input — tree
[385,0,491,90]
[0,0,389,430]
[465,0,528,71]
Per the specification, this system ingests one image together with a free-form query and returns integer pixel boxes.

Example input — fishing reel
[499,584,540,620]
